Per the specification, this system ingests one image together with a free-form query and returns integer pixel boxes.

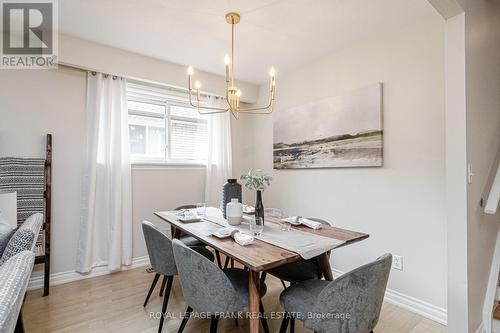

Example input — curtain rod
[58,62,223,99]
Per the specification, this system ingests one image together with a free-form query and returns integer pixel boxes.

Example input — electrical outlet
[392,255,403,271]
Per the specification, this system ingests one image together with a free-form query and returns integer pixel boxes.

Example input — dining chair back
[141,221,178,333]
[279,253,392,333]
[142,221,177,277]
[172,239,270,333]
[172,239,245,313]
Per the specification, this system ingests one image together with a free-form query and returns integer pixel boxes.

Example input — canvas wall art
[273,83,383,169]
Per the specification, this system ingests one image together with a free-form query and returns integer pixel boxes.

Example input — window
[127,84,208,164]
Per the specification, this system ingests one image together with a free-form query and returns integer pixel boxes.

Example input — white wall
[233,13,448,317]
[0,67,86,274]
[131,167,206,258]
[0,29,261,276]
[461,0,500,331]
[59,35,259,104]
[445,13,468,333]
[0,67,208,273]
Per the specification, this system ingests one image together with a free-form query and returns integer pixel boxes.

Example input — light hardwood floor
[23,265,447,333]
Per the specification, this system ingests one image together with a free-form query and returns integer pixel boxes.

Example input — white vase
[226,198,243,226]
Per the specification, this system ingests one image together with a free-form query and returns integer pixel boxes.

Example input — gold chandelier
[187,12,276,119]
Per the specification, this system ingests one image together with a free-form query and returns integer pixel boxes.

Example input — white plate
[243,205,255,214]
[212,227,237,238]
[282,217,301,225]
[212,231,232,238]
[178,216,201,223]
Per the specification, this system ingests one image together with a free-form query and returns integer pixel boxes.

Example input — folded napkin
[242,205,255,214]
[283,216,323,230]
[233,232,254,246]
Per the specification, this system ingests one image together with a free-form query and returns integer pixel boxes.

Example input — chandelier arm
[188,78,227,112]
[225,89,240,118]
[235,97,274,113]
[198,108,231,115]
[187,89,199,109]
[237,107,274,115]
[197,105,232,112]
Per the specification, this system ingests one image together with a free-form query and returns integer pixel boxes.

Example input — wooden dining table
[155,210,369,333]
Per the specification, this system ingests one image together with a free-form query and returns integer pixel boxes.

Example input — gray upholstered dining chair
[159,205,224,296]
[279,253,392,333]
[158,205,214,297]
[172,239,270,333]
[141,221,215,333]
[171,204,224,269]
[262,217,331,287]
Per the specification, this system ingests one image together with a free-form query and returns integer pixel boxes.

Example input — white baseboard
[27,256,151,291]
[332,269,447,326]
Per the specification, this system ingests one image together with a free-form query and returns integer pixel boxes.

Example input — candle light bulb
[224,55,231,65]
[269,67,276,77]
[195,81,201,89]
[187,66,194,75]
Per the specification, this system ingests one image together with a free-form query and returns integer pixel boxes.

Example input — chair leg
[178,306,192,333]
[259,300,270,333]
[224,256,230,269]
[159,275,167,297]
[14,311,24,333]
[281,279,287,289]
[231,258,234,268]
[215,250,222,268]
[279,313,290,333]
[144,273,160,307]
[210,315,219,333]
[260,272,267,284]
[158,276,174,333]
[290,317,295,333]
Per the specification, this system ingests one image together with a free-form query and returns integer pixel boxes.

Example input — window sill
[132,161,206,170]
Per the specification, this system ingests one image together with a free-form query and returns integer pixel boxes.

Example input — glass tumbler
[196,203,206,218]
[250,216,264,236]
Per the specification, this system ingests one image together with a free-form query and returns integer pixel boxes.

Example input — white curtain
[204,96,233,207]
[76,72,132,273]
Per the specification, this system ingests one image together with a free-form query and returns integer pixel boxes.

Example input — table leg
[172,227,182,239]
[318,252,334,281]
[248,270,260,333]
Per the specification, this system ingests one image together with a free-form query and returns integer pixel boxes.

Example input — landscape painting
[273,83,383,169]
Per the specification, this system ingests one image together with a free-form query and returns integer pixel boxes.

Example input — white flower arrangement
[240,169,273,191]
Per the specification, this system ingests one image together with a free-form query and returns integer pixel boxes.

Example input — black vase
[255,190,264,225]
[221,179,242,219]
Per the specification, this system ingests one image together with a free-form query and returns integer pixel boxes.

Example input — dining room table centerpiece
[240,169,272,224]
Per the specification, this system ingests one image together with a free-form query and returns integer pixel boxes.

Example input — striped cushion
[0,158,45,225]
[0,251,35,333]
[0,158,46,257]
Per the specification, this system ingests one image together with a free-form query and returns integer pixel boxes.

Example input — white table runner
[203,207,345,260]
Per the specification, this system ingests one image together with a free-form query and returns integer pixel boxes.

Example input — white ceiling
[59,0,438,83]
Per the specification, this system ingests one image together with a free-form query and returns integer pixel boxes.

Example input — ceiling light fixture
[187,12,276,119]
